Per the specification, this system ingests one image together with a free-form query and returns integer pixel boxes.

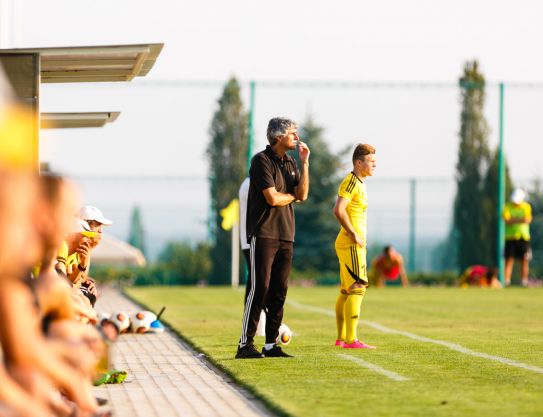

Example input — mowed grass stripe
[288,299,543,375]
[337,353,410,381]
[127,287,543,417]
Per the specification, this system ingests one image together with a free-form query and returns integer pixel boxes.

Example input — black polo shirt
[247,145,300,242]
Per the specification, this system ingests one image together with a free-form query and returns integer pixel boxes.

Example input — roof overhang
[41,112,120,129]
[0,43,163,83]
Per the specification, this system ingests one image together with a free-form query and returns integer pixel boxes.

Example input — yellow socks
[345,294,363,344]
[335,293,348,341]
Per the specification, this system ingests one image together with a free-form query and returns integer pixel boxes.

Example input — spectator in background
[58,218,98,288]
[372,245,409,287]
[77,205,113,249]
[503,188,532,287]
[459,265,501,288]
[77,205,113,305]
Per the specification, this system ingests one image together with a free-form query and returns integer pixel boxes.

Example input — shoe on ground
[343,340,376,349]
[262,345,293,358]
[235,344,264,359]
[335,339,345,347]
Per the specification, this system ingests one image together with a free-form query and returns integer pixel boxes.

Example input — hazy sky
[3,0,543,253]
[11,0,541,179]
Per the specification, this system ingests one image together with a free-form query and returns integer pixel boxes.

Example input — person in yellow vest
[503,188,532,287]
[333,144,377,349]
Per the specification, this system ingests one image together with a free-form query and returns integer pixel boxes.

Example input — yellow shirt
[503,202,531,241]
[57,240,69,266]
[336,172,368,246]
[57,240,79,274]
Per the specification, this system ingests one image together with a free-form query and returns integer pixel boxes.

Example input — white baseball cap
[77,205,113,225]
[511,188,526,205]
[511,188,526,204]
[71,218,99,238]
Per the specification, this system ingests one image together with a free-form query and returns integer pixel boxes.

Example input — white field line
[287,300,543,375]
[337,353,409,381]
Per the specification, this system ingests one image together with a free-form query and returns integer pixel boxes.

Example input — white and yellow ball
[276,323,292,345]
[130,311,157,334]
[111,311,130,334]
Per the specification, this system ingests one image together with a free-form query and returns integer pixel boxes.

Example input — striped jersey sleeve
[337,173,358,201]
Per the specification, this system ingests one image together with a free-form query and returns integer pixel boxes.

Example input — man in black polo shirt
[236,117,310,359]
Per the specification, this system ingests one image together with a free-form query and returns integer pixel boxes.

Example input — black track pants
[240,236,293,346]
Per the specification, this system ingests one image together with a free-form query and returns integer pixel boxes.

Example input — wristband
[78,264,87,272]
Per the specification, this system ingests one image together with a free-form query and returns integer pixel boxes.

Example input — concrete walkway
[94,287,273,417]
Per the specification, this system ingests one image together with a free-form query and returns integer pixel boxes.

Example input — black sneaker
[235,344,265,359]
[262,345,293,358]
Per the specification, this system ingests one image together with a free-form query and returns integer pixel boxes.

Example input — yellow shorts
[335,243,368,293]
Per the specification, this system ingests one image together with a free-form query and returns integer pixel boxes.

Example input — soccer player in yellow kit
[333,144,377,349]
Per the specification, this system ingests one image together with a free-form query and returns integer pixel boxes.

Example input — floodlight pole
[497,83,505,286]
[409,178,416,272]
[247,80,256,174]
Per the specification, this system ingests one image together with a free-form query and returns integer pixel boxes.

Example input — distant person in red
[372,246,409,287]
[459,265,501,288]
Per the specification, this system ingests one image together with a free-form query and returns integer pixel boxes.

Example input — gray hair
[266,117,297,145]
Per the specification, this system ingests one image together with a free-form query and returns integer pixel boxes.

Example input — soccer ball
[130,311,157,334]
[110,311,130,334]
[277,323,292,345]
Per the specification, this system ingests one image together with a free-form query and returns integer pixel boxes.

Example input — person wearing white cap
[77,206,112,247]
[77,206,113,227]
[503,188,532,287]
[56,218,99,288]
[75,206,113,305]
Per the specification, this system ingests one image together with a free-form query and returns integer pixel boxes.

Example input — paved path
[94,287,273,417]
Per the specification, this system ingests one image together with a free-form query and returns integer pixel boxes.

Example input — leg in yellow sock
[335,292,348,341]
[345,290,364,344]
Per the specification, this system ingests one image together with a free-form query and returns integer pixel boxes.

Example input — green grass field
[125,286,543,417]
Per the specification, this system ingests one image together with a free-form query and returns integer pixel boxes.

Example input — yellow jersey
[503,202,531,241]
[336,172,368,247]
[57,240,79,274]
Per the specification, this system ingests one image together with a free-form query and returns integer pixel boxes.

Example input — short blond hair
[352,144,376,164]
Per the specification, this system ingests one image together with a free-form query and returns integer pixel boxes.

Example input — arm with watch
[68,241,91,287]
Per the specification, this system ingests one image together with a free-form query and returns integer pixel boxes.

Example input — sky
[2,0,543,258]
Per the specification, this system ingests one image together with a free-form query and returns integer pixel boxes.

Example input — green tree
[158,241,212,285]
[453,61,491,271]
[292,116,344,272]
[453,61,514,271]
[128,206,146,256]
[527,179,543,277]
[206,77,248,284]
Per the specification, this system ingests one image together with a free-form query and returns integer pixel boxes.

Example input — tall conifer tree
[128,206,146,255]
[206,78,248,284]
[454,61,491,270]
[293,116,343,272]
